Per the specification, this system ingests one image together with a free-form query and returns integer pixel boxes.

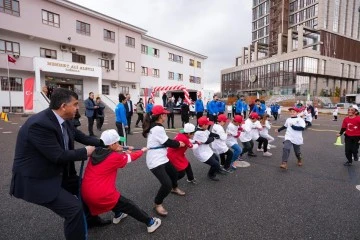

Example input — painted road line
[308,128,338,132]
[11,123,18,125]
[2,131,12,134]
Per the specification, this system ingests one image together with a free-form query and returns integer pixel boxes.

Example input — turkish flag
[24,78,34,110]
[8,55,16,63]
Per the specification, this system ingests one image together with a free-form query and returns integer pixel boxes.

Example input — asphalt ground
[1,111,360,240]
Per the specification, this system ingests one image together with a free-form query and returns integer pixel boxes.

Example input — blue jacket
[243,103,248,112]
[252,104,261,114]
[195,99,204,113]
[146,103,153,113]
[235,100,243,114]
[84,98,96,117]
[115,103,128,125]
[259,103,266,116]
[218,101,225,113]
[208,100,219,115]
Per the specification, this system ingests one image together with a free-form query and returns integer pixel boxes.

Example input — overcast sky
[70,0,252,91]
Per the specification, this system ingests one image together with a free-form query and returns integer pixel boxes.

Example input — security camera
[68,37,71,40]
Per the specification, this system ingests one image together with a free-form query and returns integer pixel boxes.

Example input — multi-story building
[222,0,360,98]
[0,0,207,113]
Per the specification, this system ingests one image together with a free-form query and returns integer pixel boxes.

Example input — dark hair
[89,92,94,96]
[142,113,161,138]
[137,98,143,103]
[255,99,260,102]
[119,93,126,102]
[148,98,152,104]
[49,88,78,110]
[96,97,101,100]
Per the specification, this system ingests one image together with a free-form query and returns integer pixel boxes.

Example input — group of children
[79,105,307,235]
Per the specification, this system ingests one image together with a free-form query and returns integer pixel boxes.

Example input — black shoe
[87,216,111,229]
[208,175,219,181]
[248,153,257,157]
[344,161,352,166]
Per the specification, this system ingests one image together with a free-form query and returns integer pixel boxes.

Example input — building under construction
[222,0,360,97]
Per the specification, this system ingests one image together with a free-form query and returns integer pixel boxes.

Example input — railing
[100,94,117,112]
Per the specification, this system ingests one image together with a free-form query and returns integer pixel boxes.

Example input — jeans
[282,140,302,162]
[230,144,242,162]
[150,162,178,205]
[177,163,194,181]
[204,154,221,177]
[112,195,151,225]
[241,140,254,155]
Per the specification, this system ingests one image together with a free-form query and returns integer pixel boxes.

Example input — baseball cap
[198,116,214,126]
[100,129,121,146]
[288,107,300,112]
[233,115,243,123]
[350,105,359,111]
[217,114,228,122]
[152,105,170,115]
[249,112,259,119]
[180,123,196,133]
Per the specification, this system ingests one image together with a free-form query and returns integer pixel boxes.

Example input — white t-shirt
[189,104,195,112]
[227,105,233,112]
[211,123,229,154]
[226,122,239,147]
[239,119,253,142]
[260,120,271,136]
[192,130,213,162]
[333,108,338,116]
[304,111,312,122]
[249,119,262,140]
[146,125,169,169]
[284,117,306,145]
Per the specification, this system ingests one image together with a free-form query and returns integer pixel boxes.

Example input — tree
[334,86,340,97]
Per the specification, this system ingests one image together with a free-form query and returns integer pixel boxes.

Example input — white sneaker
[256,148,264,152]
[147,217,161,233]
[263,152,272,157]
[113,213,128,224]
[269,144,276,148]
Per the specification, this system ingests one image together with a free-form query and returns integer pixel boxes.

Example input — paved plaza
[1,111,360,240]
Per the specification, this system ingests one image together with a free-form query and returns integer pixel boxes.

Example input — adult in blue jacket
[115,93,128,143]
[252,99,261,115]
[259,100,266,116]
[208,95,219,122]
[242,101,248,118]
[195,96,204,120]
[218,100,226,114]
[235,98,243,115]
[146,98,154,114]
[84,92,99,136]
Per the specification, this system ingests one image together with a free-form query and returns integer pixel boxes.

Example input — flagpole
[7,56,12,113]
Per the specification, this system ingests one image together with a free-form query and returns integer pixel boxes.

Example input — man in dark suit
[84,92,99,136]
[10,88,109,240]
[124,93,133,135]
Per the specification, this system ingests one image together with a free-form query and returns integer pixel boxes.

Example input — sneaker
[218,167,228,175]
[269,144,276,148]
[230,164,237,170]
[171,187,185,196]
[237,156,244,161]
[113,213,128,224]
[208,175,220,181]
[280,162,288,169]
[344,161,352,166]
[186,178,197,184]
[256,148,264,152]
[248,153,257,157]
[224,168,234,173]
[297,159,303,166]
[263,152,272,157]
[147,217,161,233]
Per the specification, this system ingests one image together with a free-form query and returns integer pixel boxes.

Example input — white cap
[100,129,120,145]
[351,105,359,111]
[181,123,196,133]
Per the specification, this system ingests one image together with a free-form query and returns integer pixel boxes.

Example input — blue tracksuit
[235,100,243,114]
[115,103,127,126]
[195,99,204,113]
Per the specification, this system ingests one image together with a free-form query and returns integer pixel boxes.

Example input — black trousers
[112,195,151,225]
[126,115,132,133]
[115,122,127,146]
[87,117,95,135]
[345,135,360,163]
[257,136,269,152]
[196,112,203,121]
[204,154,221,177]
[96,117,104,130]
[40,188,85,240]
[273,112,278,120]
[241,140,254,155]
[177,163,195,181]
[243,111,247,118]
[150,162,178,205]
[181,115,189,127]
[219,149,233,169]
[135,113,143,126]
[167,113,174,128]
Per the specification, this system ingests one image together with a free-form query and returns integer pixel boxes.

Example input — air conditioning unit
[106,68,111,72]
[60,45,68,51]
[13,54,20,58]
[111,82,117,88]
[102,53,109,59]
[70,47,77,53]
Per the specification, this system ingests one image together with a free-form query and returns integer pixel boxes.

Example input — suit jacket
[124,100,133,117]
[84,97,96,117]
[10,108,101,204]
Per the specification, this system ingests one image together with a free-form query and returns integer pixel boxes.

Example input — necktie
[61,122,69,150]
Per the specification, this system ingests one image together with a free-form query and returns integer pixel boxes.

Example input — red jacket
[342,116,360,137]
[167,133,193,171]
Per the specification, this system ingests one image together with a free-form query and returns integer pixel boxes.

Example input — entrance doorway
[45,76,83,100]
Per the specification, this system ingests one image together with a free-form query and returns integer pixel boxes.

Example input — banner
[24,78,34,110]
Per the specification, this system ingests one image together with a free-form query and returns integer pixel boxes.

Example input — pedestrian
[271,103,279,120]
[84,92,99,136]
[277,105,282,119]
[81,129,161,233]
[211,114,234,173]
[276,107,306,170]
[42,86,49,98]
[337,105,360,166]
[135,98,144,128]
[303,108,313,128]
[226,115,243,168]
[242,99,248,118]
[142,105,186,216]
[208,95,219,123]
[239,112,257,159]
[249,112,272,157]
[162,92,167,107]
[227,104,233,119]
[232,102,236,118]
[333,107,338,121]
[115,93,128,145]
[189,102,195,119]
[95,97,105,131]
[192,116,224,181]
[218,100,225,114]
[314,106,318,120]
[146,98,154,115]
[10,88,109,240]
[166,97,175,129]
[195,96,204,120]
[235,97,243,116]
[124,93,133,135]
[259,114,276,149]
[167,123,198,184]
[181,101,190,127]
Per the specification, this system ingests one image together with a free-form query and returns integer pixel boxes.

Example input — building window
[104,29,115,42]
[197,61,201,68]
[125,36,135,47]
[119,86,129,94]
[0,0,20,16]
[141,44,148,54]
[76,20,90,36]
[168,53,183,63]
[153,69,160,77]
[0,39,20,55]
[72,53,86,64]
[125,61,135,72]
[189,59,194,66]
[100,59,109,69]
[42,9,60,28]
[168,71,174,80]
[189,76,201,84]
[141,66,148,76]
[1,76,22,91]
[40,48,56,59]
[154,48,160,57]
[111,60,114,70]
[178,73,183,81]
[102,85,109,95]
